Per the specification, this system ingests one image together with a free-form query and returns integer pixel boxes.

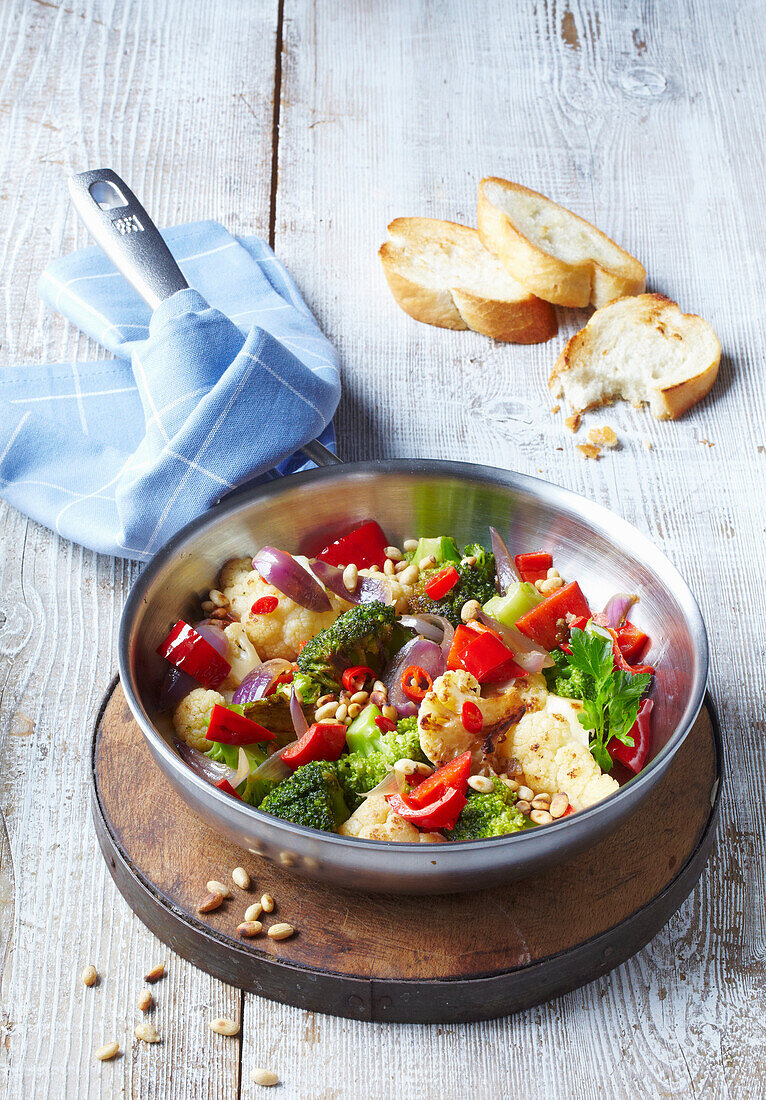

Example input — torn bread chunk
[549,294,721,420]
[379,217,557,343]
[477,178,646,308]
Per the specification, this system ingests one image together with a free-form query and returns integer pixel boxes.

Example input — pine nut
[516,800,531,813]
[316,693,337,708]
[384,558,395,575]
[232,867,250,890]
[339,689,351,703]
[135,1022,160,1043]
[517,786,534,802]
[403,539,419,552]
[418,555,437,570]
[394,559,410,573]
[143,962,165,983]
[267,922,295,940]
[460,600,482,623]
[251,1068,279,1087]
[501,778,520,791]
[368,564,380,572]
[531,796,551,810]
[209,589,229,607]
[460,555,477,567]
[137,989,153,1012]
[245,902,263,921]
[335,702,348,722]
[373,680,387,694]
[547,568,561,579]
[369,690,386,708]
[530,809,553,825]
[342,563,358,591]
[468,775,495,793]
[382,704,397,721]
[81,964,98,987]
[237,920,263,937]
[398,565,419,585]
[347,703,362,719]
[314,701,338,721]
[549,793,569,819]
[200,600,214,613]
[210,1017,239,1036]
[394,758,418,776]
[95,1041,119,1061]
[349,690,369,704]
[197,891,224,913]
[415,762,433,776]
[206,879,231,898]
[261,893,275,913]
[384,546,403,561]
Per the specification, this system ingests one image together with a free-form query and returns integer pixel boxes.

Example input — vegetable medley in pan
[158,521,655,843]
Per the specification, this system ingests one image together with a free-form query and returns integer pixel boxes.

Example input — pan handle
[68,169,189,310]
[68,168,341,469]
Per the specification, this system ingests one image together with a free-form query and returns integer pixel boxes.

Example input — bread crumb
[699,438,715,447]
[565,413,581,433]
[588,425,618,449]
[550,404,560,415]
[644,439,653,451]
[577,443,601,460]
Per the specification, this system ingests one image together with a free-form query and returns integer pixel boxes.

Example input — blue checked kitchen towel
[0,222,340,560]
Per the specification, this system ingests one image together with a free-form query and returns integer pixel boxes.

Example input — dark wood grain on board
[92,682,720,1022]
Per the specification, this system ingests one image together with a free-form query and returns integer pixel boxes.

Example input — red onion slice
[489,527,520,595]
[194,619,229,656]
[252,547,331,612]
[399,614,454,661]
[289,685,309,737]
[363,771,402,799]
[309,558,392,606]
[159,666,197,711]
[232,747,252,787]
[174,739,238,786]
[248,743,295,786]
[600,593,639,628]
[382,637,445,717]
[231,658,293,705]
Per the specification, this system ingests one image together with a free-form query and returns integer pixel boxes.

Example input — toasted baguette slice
[549,294,721,420]
[478,179,646,308]
[379,217,557,343]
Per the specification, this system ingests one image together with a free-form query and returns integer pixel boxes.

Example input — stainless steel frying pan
[71,170,709,893]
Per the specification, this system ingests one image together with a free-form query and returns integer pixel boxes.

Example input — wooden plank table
[0,1,763,1096]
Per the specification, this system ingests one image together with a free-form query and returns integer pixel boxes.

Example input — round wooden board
[91,681,721,1023]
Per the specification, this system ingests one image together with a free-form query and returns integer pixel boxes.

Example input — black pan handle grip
[68,168,188,310]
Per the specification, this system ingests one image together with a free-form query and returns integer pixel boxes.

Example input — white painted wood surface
[1,1,764,1096]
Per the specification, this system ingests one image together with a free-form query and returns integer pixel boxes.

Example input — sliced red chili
[214,777,242,799]
[251,596,279,615]
[342,665,375,693]
[461,700,484,733]
[374,715,397,734]
[424,565,460,601]
[401,665,433,702]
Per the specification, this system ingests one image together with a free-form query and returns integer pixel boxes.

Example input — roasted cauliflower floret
[498,695,619,810]
[172,687,224,751]
[338,794,444,843]
[417,669,531,767]
[358,568,417,613]
[220,555,349,661]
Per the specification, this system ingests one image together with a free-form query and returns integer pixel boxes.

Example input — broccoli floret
[408,543,497,627]
[336,753,390,810]
[258,761,350,831]
[544,647,593,700]
[345,704,426,762]
[446,778,528,840]
[296,601,396,698]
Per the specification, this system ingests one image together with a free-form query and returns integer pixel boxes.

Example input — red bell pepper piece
[281,721,348,769]
[446,623,526,683]
[609,698,653,774]
[514,551,553,584]
[515,582,592,650]
[316,520,389,570]
[386,786,467,831]
[206,704,277,745]
[406,750,472,808]
[424,565,460,600]
[214,777,243,799]
[446,624,474,670]
[157,620,231,689]
[614,622,650,665]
